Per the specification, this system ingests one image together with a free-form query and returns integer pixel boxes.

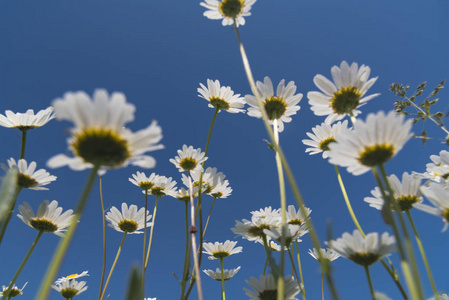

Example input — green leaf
[421,129,427,145]
[125,266,142,300]
[0,168,18,222]
[263,139,276,151]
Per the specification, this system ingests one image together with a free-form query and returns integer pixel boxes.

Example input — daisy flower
[182,167,232,198]
[244,274,300,300]
[424,150,449,182]
[203,266,241,281]
[170,145,207,173]
[51,279,87,299]
[428,294,449,300]
[416,182,449,231]
[328,111,413,175]
[148,175,177,197]
[47,89,163,171]
[307,61,380,124]
[302,120,350,159]
[232,207,281,243]
[198,79,245,113]
[17,200,74,237]
[0,282,27,298]
[172,187,199,202]
[286,204,311,226]
[105,203,152,234]
[203,240,242,260]
[245,77,302,132]
[364,172,423,212]
[328,230,396,266]
[55,271,89,284]
[200,0,257,27]
[129,171,159,191]
[0,106,54,131]
[308,248,340,264]
[263,224,308,246]
[2,158,57,190]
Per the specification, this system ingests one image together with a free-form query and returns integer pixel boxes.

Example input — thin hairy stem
[100,233,127,300]
[142,190,148,299]
[20,130,27,159]
[288,247,303,296]
[295,241,306,300]
[180,201,191,300]
[145,196,160,269]
[220,258,226,300]
[98,176,107,300]
[364,266,375,300]
[202,196,217,239]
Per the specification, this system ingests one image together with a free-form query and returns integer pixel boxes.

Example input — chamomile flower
[172,187,199,202]
[328,230,396,266]
[307,61,380,124]
[302,120,350,159]
[424,150,449,182]
[263,224,308,246]
[200,0,257,27]
[203,266,241,281]
[47,89,163,171]
[51,279,87,299]
[231,207,281,243]
[428,294,449,300]
[0,106,54,131]
[416,182,449,231]
[106,203,152,234]
[182,167,232,198]
[244,274,300,300]
[169,145,207,173]
[198,79,245,113]
[286,205,311,226]
[308,248,340,263]
[245,77,302,132]
[55,271,89,284]
[364,172,423,212]
[328,111,413,175]
[129,171,159,191]
[148,175,177,197]
[0,282,27,298]
[203,240,242,260]
[2,158,56,190]
[17,200,74,237]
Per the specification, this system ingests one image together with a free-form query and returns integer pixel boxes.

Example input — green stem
[288,247,303,297]
[364,266,376,300]
[406,210,438,297]
[4,231,43,298]
[142,190,148,299]
[36,166,99,300]
[379,164,423,299]
[295,241,306,300]
[321,273,324,300]
[202,197,217,239]
[144,196,159,269]
[100,232,127,300]
[98,176,107,300]
[263,257,268,276]
[0,186,22,247]
[262,235,278,279]
[372,167,420,300]
[180,200,191,300]
[20,130,27,159]
[220,258,225,300]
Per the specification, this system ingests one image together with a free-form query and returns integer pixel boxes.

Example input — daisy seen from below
[364,172,423,212]
[328,111,413,175]
[200,0,257,27]
[106,203,152,234]
[182,167,232,198]
[416,182,449,231]
[2,158,57,190]
[55,271,89,284]
[245,77,302,132]
[263,224,308,246]
[0,282,27,298]
[203,266,241,281]
[129,171,159,191]
[302,120,350,159]
[231,207,281,243]
[0,106,54,131]
[308,248,340,264]
[170,145,207,173]
[424,150,449,182]
[286,204,311,226]
[47,89,163,171]
[51,279,87,299]
[198,79,245,113]
[172,187,199,202]
[147,175,177,197]
[244,274,300,300]
[17,200,74,237]
[203,240,242,260]
[307,61,380,124]
[328,230,396,267]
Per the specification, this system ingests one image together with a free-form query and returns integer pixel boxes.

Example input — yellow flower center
[193,181,212,194]
[288,219,303,226]
[349,252,380,266]
[219,0,244,19]
[179,158,198,171]
[259,289,277,300]
[72,128,130,168]
[150,186,166,197]
[138,182,154,191]
[61,288,79,299]
[331,87,362,115]
[212,251,230,259]
[396,195,419,211]
[248,224,271,237]
[358,144,395,167]
[319,137,336,151]
[263,97,287,120]
[18,174,38,189]
[210,97,231,110]
[118,219,138,233]
[30,218,58,232]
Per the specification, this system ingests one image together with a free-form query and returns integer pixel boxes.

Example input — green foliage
[391,80,446,145]
[0,168,18,222]
[125,266,142,300]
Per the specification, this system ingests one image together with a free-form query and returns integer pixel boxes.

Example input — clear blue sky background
[0,0,448,299]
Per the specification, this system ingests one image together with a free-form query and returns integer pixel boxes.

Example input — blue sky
[0,0,448,299]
